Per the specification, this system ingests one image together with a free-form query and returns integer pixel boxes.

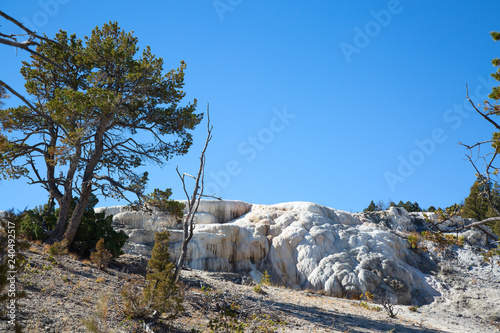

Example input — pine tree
[363,201,377,212]
[463,179,500,236]
[144,231,184,318]
[0,22,201,246]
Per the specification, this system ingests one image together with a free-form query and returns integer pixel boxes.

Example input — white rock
[103,200,496,305]
[192,212,218,224]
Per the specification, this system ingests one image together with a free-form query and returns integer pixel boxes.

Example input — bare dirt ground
[1,243,499,333]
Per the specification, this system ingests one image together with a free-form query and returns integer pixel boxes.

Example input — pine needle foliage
[90,238,113,270]
[144,231,184,318]
[121,231,183,320]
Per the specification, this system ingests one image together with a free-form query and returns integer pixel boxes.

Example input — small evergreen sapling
[261,270,271,285]
[121,231,183,320]
[90,238,113,270]
[144,231,184,318]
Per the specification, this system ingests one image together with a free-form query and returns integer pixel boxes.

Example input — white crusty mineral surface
[100,200,490,305]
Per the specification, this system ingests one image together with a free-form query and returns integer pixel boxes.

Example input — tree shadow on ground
[261,296,449,333]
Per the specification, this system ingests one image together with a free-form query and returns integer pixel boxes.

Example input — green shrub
[420,231,464,252]
[482,247,500,269]
[208,312,245,333]
[19,204,57,241]
[70,195,128,257]
[261,270,271,285]
[48,240,68,256]
[20,210,46,241]
[19,195,127,257]
[252,270,272,294]
[408,234,419,249]
[253,284,264,294]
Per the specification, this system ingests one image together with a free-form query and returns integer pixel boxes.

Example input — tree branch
[444,217,500,241]
[0,10,79,55]
[466,84,500,131]
[174,103,215,283]
[0,36,63,69]
[0,79,36,110]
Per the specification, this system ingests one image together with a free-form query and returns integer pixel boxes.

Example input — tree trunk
[62,182,92,245]
[46,194,72,244]
[61,123,107,245]
[173,215,191,283]
[172,107,213,283]
[45,143,83,244]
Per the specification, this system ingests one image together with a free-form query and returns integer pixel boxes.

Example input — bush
[90,238,113,270]
[201,287,286,333]
[19,204,57,241]
[121,279,151,319]
[48,240,68,256]
[261,270,271,286]
[253,284,264,294]
[463,179,500,237]
[363,200,378,212]
[19,195,127,257]
[20,210,45,241]
[70,195,128,257]
[394,200,422,212]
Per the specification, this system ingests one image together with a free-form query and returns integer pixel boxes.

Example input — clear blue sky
[1,1,499,212]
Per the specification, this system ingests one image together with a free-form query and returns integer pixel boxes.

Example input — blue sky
[1,0,499,212]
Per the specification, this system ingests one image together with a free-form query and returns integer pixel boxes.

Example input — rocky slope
[2,243,499,332]
[2,198,500,332]
[98,200,497,309]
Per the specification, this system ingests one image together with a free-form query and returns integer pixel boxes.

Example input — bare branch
[0,79,36,110]
[0,36,63,69]
[173,103,215,283]
[0,11,39,37]
[0,36,38,47]
[459,140,494,151]
[183,173,196,179]
[176,166,191,208]
[466,84,500,131]
[440,217,500,241]
[0,10,79,55]
[201,193,222,200]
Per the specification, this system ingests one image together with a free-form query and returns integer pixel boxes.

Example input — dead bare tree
[429,33,500,242]
[173,104,220,283]
[443,83,500,242]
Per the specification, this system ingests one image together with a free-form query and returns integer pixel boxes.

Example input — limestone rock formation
[99,200,491,305]
[96,200,252,255]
